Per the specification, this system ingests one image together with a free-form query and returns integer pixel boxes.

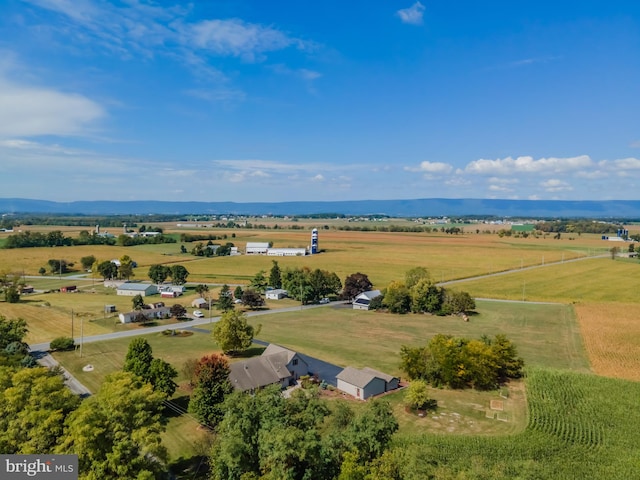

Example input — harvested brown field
[574,302,640,381]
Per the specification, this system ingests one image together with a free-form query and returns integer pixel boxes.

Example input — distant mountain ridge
[0,197,639,218]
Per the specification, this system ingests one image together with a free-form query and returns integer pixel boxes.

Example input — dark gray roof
[336,366,395,388]
[228,344,307,392]
[117,283,156,291]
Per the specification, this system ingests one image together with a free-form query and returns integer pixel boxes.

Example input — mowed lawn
[247,300,590,376]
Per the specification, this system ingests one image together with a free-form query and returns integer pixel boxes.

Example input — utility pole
[80,316,84,358]
[71,309,74,338]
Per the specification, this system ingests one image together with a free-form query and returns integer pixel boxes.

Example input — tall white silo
[311,228,319,254]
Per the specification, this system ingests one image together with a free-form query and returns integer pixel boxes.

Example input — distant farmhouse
[352,290,381,310]
[336,366,399,400]
[266,289,288,300]
[229,344,309,393]
[118,306,170,324]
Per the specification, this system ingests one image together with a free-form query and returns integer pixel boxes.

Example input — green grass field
[457,257,640,303]
[246,300,590,375]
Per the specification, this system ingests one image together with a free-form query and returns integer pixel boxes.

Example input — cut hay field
[158,229,607,287]
[574,302,640,382]
[452,257,640,303]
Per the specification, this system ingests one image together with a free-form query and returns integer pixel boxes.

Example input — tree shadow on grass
[163,394,191,419]
[169,455,209,480]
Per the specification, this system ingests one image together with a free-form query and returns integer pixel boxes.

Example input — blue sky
[0,1,639,203]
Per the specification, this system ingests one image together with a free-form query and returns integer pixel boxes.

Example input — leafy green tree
[80,255,96,271]
[97,260,118,280]
[0,316,28,352]
[0,366,80,454]
[195,284,209,297]
[38,267,46,275]
[341,272,373,301]
[212,310,255,355]
[132,294,145,311]
[345,400,398,463]
[217,284,234,312]
[170,303,187,318]
[188,354,233,427]
[123,338,154,380]
[241,288,265,310]
[249,270,268,293]
[170,264,189,285]
[443,290,476,315]
[409,278,442,313]
[149,358,178,398]
[404,380,435,411]
[382,281,411,314]
[4,285,20,303]
[404,267,430,289]
[118,255,135,280]
[49,337,75,351]
[148,264,170,284]
[57,371,167,479]
[48,259,68,275]
[233,285,244,299]
[269,260,282,289]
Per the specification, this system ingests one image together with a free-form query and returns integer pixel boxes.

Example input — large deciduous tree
[123,338,177,397]
[148,264,170,285]
[241,288,265,310]
[0,366,80,454]
[58,371,167,479]
[382,281,411,314]
[97,260,118,280]
[212,310,255,355]
[170,265,189,285]
[341,272,373,301]
[249,270,268,293]
[188,354,233,428]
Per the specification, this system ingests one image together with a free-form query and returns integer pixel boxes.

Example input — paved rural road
[35,351,92,397]
[29,301,344,395]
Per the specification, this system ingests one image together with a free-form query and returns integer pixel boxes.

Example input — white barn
[246,242,270,254]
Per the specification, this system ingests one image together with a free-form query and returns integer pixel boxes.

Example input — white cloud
[488,184,514,193]
[612,157,640,169]
[0,76,104,137]
[187,19,299,61]
[396,2,425,25]
[541,179,572,192]
[464,155,592,175]
[312,174,325,182]
[405,160,453,174]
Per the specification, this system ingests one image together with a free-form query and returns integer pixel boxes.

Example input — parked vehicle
[193,310,204,318]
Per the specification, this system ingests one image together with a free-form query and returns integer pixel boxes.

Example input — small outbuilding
[336,366,399,400]
[191,297,209,309]
[104,304,117,313]
[60,285,77,293]
[352,290,381,310]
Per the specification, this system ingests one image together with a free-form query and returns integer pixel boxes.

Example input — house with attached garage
[336,366,400,400]
[352,290,381,310]
[229,344,309,393]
